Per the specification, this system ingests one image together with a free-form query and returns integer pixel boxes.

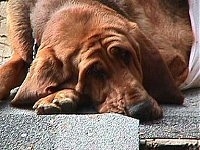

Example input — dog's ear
[11,48,71,106]
[128,22,184,104]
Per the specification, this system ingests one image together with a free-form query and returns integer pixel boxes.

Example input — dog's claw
[33,102,39,109]
[33,94,77,114]
[33,98,61,115]
[34,103,61,115]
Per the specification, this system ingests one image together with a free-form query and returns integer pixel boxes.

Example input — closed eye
[111,47,132,65]
[119,50,132,65]
[87,63,108,80]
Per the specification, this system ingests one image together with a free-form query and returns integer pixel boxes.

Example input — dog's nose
[126,99,163,122]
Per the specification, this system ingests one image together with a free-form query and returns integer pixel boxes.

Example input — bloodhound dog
[0,0,193,121]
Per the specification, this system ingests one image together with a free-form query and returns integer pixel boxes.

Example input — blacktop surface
[140,88,200,139]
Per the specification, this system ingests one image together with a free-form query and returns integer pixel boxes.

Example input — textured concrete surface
[0,113,139,150]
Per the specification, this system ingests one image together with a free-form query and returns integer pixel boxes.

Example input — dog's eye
[112,47,132,65]
[87,63,107,80]
[120,50,132,65]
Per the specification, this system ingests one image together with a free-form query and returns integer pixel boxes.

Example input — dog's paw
[33,98,61,115]
[33,91,78,115]
[53,97,77,113]
[52,90,78,113]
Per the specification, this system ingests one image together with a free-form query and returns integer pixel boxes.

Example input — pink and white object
[180,0,200,90]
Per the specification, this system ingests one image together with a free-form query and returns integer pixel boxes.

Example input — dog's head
[12,5,183,121]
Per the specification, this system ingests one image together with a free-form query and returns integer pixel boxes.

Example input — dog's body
[0,0,194,121]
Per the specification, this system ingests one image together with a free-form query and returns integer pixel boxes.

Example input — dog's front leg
[33,89,80,115]
[0,53,28,100]
[0,0,36,100]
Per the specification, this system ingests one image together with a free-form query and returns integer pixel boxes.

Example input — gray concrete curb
[140,139,199,150]
[0,113,139,150]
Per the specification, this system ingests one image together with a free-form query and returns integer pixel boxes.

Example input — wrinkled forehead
[75,31,139,72]
[41,5,129,46]
[49,26,134,63]
[40,6,139,67]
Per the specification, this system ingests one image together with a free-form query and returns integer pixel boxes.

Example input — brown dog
[0,0,193,121]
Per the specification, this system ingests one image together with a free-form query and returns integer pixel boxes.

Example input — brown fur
[0,0,193,121]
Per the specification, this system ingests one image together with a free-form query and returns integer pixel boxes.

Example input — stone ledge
[140,139,199,150]
[0,113,139,150]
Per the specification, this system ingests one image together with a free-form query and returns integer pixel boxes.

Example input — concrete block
[0,113,139,150]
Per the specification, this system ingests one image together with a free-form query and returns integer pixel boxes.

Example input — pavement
[0,1,200,149]
[140,88,200,149]
[140,88,200,139]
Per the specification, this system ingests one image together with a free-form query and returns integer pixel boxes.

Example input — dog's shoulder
[30,0,69,42]
[30,0,136,41]
[96,0,136,20]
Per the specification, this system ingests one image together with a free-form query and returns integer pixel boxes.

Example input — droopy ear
[128,22,184,104]
[11,48,70,106]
